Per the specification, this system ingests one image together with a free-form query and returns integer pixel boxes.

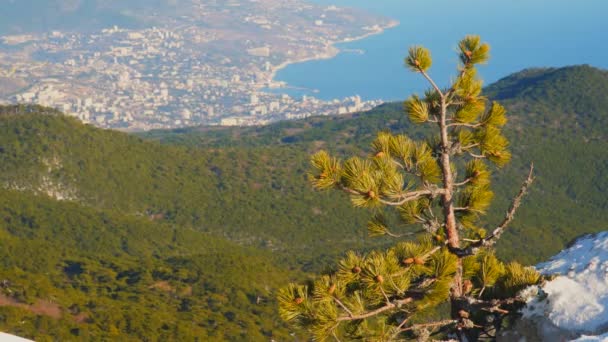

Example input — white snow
[0,332,34,341]
[522,232,608,340]
[572,332,608,342]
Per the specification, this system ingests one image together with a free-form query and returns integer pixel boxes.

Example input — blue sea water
[274,0,608,101]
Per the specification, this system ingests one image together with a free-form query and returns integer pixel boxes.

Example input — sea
[273,0,608,101]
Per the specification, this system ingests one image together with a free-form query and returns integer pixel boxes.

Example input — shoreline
[263,19,400,95]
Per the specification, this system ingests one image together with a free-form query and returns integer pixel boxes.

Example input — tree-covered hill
[143,65,608,265]
[0,105,378,268]
[0,188,300,340]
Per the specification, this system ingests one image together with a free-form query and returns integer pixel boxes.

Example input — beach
[264,19,400,93]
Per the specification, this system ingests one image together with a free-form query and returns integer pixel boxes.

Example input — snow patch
[522,232,608,339]
[0,332,34,341]
[572,332,608,342]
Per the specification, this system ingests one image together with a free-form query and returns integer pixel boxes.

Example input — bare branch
[468,152,486,159]
[419,70,444,99]
[454,178,472,187]
[467,296,523,308]
[461,143,480,150]
[336,297,414,322]
[446,66,469,100]
[448,122,483,128]
[333,297,354,318]
[380,288,391,304]
[483,164,535,247]
[395,316,412,331]
[401,319,458,332]
[482,306,509,314]
[384,229,415,239]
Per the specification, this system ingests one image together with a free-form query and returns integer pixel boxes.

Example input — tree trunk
[439,101,463,299]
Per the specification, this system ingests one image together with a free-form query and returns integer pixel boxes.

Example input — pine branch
[483,164,535,247]
[379,189,443,206]
[336,297,414,322]
[339,184,445,206]
[391,244,445,278]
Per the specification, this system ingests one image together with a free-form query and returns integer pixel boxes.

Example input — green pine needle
[367,214,390,237]
[475,251,505,293]
[405,95,430,124]
[455,100,485,123]
[405,46,433,72]
[496,262,541,298]
[482,101,508,127]
[310,150,342,190]
[459,35,490,66]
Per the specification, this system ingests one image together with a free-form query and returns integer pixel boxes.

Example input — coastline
[264,19,400,94]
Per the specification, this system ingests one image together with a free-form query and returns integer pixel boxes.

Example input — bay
[274,0,608,101]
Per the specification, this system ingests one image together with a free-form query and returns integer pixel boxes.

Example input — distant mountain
[485,64,608,136]
[0,0,218,35]
[1,65,607,339]
[0,0,147,35]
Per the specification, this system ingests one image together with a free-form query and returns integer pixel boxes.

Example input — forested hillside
[1,65,607,339]
[144,65,608,265]
[0,190,297,341]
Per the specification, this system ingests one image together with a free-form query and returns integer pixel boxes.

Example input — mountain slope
[0,105,378,269]
[143,65,608,265]
[0,188,298,340]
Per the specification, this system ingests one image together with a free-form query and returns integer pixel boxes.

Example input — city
[0,0,394,130]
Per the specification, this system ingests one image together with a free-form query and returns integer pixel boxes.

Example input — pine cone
[403,257,415,265]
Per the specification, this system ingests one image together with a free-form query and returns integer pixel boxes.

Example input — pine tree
[278,36,542,341]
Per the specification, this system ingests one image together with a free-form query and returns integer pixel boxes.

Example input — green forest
[0,65,607,340]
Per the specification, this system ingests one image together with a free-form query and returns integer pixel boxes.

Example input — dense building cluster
[0,1,394,130]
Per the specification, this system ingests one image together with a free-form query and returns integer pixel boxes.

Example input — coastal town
[0,0,395,130]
